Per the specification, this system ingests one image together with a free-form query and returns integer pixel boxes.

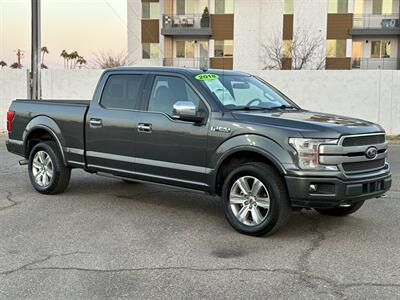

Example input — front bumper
[285,171,392,208]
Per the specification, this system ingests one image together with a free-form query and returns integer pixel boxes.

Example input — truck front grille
[342,159,385,173]
[319,133,388,175]
[342,134,385,147]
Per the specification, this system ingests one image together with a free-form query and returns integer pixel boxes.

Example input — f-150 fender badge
[211,126,231,133]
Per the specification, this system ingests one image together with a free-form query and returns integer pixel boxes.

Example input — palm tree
[60,50,68,69]
[0,60,7,68]
[76,56,87,69]
[41,46,49,65]
[69,51,79,69]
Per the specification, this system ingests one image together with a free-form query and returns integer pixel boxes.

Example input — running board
[95,172,210,195]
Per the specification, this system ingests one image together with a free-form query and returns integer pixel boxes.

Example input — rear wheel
[222,163,291,236]
[315,201,365,216]
[28,141,71,194]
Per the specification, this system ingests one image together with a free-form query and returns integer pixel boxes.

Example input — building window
[328,0,348,13]
[214,40,233,57]
[176,0,195,14]
[284,0,294,14]
[142,43,159,59]
[372,0,393,14]
[282,40,292,58]
[176,41,195,58]
[371,40,392,58]
[142,2,159,19]
[326,40,346,58]
[215,0,234,14]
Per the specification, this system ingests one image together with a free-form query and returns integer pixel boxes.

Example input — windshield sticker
[195,73,219,81]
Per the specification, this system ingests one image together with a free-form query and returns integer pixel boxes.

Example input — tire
[28,141,71,195]
[222,162,291,236]
[315,201,365,216]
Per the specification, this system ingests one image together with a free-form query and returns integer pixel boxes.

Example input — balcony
[350,14,400,35]
[163,57,233,70]
[352,58,400,70]
[163,58,210,69]
[161,14,212,36]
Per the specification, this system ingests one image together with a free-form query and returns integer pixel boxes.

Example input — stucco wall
[248,70,400,135]
[0,69,399,135]
[0,70,28,133]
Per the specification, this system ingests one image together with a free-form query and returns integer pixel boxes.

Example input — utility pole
[31,0,41,99]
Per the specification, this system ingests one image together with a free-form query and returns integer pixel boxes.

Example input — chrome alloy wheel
[32,150,54,187]
[229,176,271,226]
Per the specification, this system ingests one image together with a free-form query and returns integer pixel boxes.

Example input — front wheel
[28,141,71,195]
[222,163,291,236]
[315,201,365,216]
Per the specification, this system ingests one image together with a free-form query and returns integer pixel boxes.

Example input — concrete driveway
[0,137,399,299]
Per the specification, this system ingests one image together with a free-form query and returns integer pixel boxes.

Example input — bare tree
[261,30,326,70]
[91,51,128,69]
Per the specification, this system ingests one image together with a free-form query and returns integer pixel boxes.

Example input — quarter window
[148,76,201,117]
[101,75,145,110]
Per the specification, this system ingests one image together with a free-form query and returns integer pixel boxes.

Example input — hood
[232,110,384,139]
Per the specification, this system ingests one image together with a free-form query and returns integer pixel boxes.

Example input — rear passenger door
[134,74,210,190]
[85,73,147,175]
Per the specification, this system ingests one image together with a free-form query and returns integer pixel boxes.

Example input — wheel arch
[210,135,290,196]
[23,116,67,165]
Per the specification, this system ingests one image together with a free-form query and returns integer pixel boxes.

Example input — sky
[0,0,128,69]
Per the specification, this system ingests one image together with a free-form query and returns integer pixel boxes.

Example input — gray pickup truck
[6,67,392,236]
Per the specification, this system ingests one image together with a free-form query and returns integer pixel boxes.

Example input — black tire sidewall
[28,142,61,193]
[222,163,286,236]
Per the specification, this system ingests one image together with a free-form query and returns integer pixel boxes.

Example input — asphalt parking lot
[0,137,399,299]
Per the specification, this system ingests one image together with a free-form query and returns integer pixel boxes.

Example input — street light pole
[31,0,41,99]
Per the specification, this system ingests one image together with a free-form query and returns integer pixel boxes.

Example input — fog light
[309,184,317,192]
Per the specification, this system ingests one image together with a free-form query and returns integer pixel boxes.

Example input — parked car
[6,67,392,236]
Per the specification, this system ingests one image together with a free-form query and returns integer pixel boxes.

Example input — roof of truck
[106,66,250,77]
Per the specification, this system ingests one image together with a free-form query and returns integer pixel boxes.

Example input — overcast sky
[0,0,128,69]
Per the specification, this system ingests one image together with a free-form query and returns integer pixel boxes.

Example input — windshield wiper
[228,106,271,111]
[269,105,297,110]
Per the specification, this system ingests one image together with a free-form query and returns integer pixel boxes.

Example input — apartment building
[127,0,400,70]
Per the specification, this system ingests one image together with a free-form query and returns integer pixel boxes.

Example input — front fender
[208,134,294,193]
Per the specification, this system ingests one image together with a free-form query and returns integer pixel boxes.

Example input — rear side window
[101,74,144,110]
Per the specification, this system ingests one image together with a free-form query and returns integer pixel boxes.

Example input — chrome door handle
[137,123,152,133]
[90,118,102,127]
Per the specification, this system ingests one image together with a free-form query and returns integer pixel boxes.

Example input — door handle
[90,118,102,127]
[137,123,152,133]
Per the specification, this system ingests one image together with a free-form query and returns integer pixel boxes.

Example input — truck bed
[7,99,90,164]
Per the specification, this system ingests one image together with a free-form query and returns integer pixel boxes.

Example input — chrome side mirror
[172,101,204,123]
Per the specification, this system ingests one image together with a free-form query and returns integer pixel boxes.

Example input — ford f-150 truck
[6,67,392,236]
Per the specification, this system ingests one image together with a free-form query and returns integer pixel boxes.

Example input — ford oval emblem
[365,146,378,159]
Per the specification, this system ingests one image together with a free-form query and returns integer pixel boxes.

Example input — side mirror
[172,101,205,123]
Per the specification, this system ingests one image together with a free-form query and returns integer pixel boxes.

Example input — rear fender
[23,116,67,165]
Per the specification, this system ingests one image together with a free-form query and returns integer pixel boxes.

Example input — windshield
[197,74,298,110]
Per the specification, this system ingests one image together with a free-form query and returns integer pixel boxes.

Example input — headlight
[289,138,338,170]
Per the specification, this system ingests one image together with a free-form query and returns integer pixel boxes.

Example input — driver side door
[134,74,210,191]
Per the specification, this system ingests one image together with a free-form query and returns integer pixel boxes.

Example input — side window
[101,75,144,110]
[148,76,201,116]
